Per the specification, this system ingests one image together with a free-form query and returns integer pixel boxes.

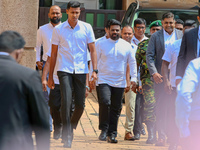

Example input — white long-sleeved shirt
[96,38,137,88]
[51,20,95,74]
[35,23,59,62]
[176,57,200,138]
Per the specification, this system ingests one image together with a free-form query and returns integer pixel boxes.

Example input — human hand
[153,73,163,84]
[47,76,55,89]
[36,61,43,70]
[131,81,137,93]
[164,80,173,94]
[175,79,182,87]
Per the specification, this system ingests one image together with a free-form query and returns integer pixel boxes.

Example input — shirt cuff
[131,77,137,83]
[175,76,182,80]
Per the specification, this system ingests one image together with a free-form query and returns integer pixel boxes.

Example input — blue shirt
[176,57,200,138]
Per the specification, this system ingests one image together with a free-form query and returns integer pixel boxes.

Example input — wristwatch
[93,69,98,74]
[86,86,90,91]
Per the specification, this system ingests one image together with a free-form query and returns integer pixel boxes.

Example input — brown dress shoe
[124,132,135,140]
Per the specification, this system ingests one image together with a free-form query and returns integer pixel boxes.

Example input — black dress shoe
[107,134,118,143]
[134,133,140,140]
[99,130,107,141]
[63,139,72,148]
[53,130,61,140]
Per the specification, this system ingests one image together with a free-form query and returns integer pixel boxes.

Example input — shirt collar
[64,20,80,29]
[0,52,9,56]
[108,38,119,43]
[132,35,148,45]
[49,22,61,28]
[163,28,175,36]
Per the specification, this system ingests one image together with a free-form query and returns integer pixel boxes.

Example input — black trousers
[98,84,124,136]
[133,92,144,135]
[49,84,62,132]
[154,82,168,140]
[57,71,86,141]
[166,88,179,144]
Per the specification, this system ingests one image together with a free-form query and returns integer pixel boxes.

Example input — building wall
[0,0,39,69]
[122,0,198,10]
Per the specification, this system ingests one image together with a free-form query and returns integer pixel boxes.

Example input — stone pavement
[49,90,182,150]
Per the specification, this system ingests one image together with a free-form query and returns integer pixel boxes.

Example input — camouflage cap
[149,20,162,29]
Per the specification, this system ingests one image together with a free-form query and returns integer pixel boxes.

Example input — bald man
[35,5,62,133]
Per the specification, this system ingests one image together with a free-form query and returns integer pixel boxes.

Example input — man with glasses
[131,18,148,141]
[136,20,162,144]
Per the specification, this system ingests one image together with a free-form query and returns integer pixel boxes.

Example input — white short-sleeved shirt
[51,20,95,74]
[35,23,57,62]
[46,49,91,85]
[96,38,137,88]
[162,39,182,87]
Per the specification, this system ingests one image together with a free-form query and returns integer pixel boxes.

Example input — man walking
[146,12,183,146]
[96,19,137,143]
[36,5,62,132]
[48,1,97,148]
[161,19,195,150]
[136,20,162,144]
[132,18,148,140]
[121,25,137,140]
[0,31,50,150]
[176,8,200,86]
[176,57,200,150]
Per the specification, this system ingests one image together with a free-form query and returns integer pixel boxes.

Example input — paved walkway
[49,91,181,150]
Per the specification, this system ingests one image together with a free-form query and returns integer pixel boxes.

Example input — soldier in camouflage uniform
[136,20,162,144]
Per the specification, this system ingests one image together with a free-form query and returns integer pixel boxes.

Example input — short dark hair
[67,1,80,9]
[105,19,111,29]
[175,19,184,25]
[0,31,25,53]
[108,19,121,29]
[122,25,133,32]
[134,18,146,27]
[162,12,174,20]
[184,20,196,27]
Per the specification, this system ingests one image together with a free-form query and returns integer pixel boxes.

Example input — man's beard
[110,33,120,40]
[50,17,61,24]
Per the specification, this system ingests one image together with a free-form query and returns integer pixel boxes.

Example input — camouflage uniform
[136,39,156,124]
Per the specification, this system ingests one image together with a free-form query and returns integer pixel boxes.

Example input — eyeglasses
[136,27,145,30]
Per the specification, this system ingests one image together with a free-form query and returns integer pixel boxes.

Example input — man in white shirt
[35,5,62,70]
[132,18,148,140]
[90,20,110,141]
[48,1,97,148]
[121,25,137,141]
[176,57,200,150]
[35,5,62,132]
[42,48,91,141]
[161,20,196,150]
[96,19,137,143]
[146,12,183,146]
